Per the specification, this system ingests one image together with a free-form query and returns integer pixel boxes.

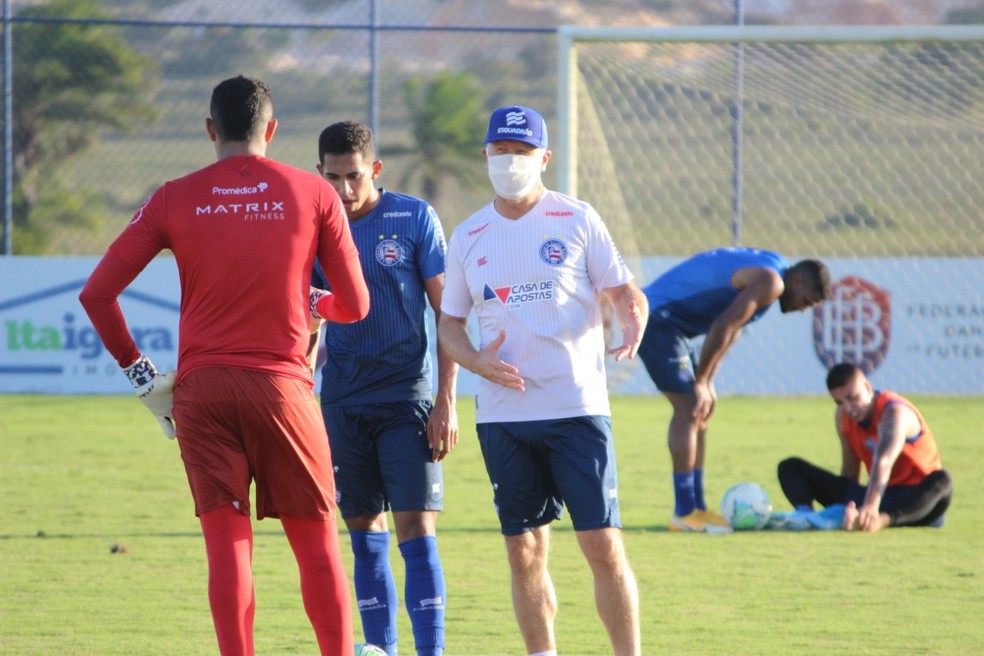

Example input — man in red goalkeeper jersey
[79,75,369,656]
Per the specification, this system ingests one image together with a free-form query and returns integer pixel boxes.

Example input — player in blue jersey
[638,247,831,532]
[310,121,458,656]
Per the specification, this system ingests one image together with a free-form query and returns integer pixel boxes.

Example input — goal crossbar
[558,24,984,45]
[556,24,984,196]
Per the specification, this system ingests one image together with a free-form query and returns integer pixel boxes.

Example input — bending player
[638,247,831,532]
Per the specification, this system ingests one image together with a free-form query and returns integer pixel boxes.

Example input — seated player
[775,362,952,531]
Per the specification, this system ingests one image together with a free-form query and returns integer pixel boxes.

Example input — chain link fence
[0,0,980,255]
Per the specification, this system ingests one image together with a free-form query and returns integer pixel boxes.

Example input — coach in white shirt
[439,104,647,656]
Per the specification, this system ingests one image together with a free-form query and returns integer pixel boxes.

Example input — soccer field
[1,394,981,655]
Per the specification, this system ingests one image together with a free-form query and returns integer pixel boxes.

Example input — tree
[11,0,158,253]
[399,70,486,203]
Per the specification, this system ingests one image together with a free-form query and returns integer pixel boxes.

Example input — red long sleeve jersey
[80,155,368,385]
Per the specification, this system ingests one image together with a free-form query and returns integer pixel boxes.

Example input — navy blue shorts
[476,416,621,536]
[323,400,443,519]
[638,316,698,393]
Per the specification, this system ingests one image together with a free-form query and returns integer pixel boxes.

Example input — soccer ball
[354,644,387,656]
[720,481,773,530]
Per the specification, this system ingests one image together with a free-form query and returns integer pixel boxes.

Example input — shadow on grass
[2,523,676,540]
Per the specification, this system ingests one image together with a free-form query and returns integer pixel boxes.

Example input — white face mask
[487,153,542,200]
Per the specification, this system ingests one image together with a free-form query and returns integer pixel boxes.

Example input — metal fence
[0,0,976,255]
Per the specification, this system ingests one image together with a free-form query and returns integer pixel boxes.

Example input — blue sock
[399,535,445,656]
[673,471,697,517]
[350,530,398,655]
[693,469,706,511]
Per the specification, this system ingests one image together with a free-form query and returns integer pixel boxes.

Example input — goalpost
[556,26,984,395]
[556,25,984,258]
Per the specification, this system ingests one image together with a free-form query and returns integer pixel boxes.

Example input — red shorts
[172,367,336,520]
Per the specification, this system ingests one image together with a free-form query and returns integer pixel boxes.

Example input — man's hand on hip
[123,355,177,439]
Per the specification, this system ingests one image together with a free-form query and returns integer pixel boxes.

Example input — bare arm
[423,274,459,461]
[438,314,525,392]
[693,267,784,423]
[856,404,914,529]
[601,281,648,362]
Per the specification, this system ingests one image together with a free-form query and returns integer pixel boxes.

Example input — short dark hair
[826,362,862,390]
[790,259,832,301]
[318,121,375,163]
[209,75,273,142]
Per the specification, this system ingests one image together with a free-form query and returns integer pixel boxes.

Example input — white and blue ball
[355,643,387,656]
[720,481,773,530]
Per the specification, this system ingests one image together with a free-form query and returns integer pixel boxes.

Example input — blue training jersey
[643,247,789,337]
[313,189,447,405]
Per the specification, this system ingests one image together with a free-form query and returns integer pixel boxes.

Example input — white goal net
[558,25,984,258]
[557,26,984,395]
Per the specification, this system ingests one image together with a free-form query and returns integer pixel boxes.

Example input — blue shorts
[638,316,698,393]
[476,416,621,536]
[322,400,443,519]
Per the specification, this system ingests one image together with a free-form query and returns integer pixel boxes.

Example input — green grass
[1,394,981,655]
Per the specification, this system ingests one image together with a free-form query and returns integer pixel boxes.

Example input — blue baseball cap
[484,105,548,149]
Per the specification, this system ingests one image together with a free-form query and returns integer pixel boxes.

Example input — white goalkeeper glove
[310,286,333,320]
[122,355,177,439]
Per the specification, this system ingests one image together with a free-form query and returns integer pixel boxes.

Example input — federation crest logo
[539,238,567,266]
[375,239,403,267]
[814,276,891,374]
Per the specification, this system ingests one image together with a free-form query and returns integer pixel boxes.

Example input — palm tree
[11,0,157,252]
[398,70,487,203]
